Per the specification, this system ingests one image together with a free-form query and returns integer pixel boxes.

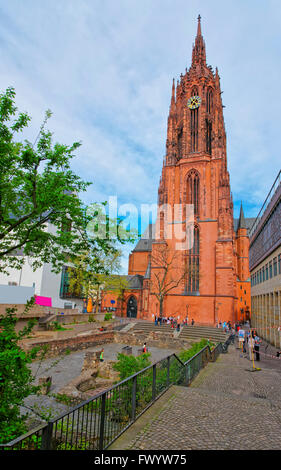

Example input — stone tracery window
[206,119,212,154]
[186,169,200,217]
[206,87,213,114]
[190,87,199,153]
[187,225,200,293]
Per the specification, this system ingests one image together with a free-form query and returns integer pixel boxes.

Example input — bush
[177,338,215,363]
[49,321,68,331]
[112,353,151,380]
[104,312,112,321]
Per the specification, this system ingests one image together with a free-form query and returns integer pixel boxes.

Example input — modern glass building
[249,170,281,348]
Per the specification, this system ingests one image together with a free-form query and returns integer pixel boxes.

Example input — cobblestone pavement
[109,341,281,450]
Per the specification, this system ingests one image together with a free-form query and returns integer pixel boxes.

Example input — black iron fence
[1,339,229,450]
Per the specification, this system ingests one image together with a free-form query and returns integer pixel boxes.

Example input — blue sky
[0,0,280,270]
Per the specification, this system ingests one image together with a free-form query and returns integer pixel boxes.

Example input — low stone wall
[0,303,80,317]
[0,304,92,332]
[20,325,195,360]
[22,331,115,359]
[114,330,192,351]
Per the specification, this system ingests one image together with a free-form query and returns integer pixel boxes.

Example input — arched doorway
[127,295,138,318]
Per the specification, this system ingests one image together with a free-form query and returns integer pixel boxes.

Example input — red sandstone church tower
[128,16,238,325]
[115,16,252,325]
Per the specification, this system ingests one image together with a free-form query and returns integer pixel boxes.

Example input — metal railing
[1,338,230,450]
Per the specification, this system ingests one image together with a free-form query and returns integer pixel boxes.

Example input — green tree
[0,87,116,274]
[68,247,129,313]
[0,299,42,444]
[0,87,128,444]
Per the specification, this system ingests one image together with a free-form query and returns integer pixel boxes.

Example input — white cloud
[1,0,280,269]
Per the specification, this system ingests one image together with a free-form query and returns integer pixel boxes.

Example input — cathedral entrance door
[127,296,137,318]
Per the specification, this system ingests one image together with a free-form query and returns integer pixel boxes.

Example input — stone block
[39,376,52,395]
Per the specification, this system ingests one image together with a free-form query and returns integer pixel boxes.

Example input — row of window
[251,254,281,286]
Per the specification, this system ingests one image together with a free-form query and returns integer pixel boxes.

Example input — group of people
[217,320,233,333]
[238,329,261,361]
[154,315,195,329]
[216,320,263,362]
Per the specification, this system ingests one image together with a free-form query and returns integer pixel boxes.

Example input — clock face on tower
[187,95,201,109]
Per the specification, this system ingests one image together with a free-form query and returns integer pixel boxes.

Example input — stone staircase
[130,321,228,343]
[38,314,58,330]
[179,325,228,343]
[131,321,176,335]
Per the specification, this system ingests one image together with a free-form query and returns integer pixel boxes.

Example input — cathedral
[102,17,252,326]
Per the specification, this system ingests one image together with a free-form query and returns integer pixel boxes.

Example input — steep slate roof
[233,217,255,234]
[144,259,151,279]
[102,273,144,290]
[132,223,155,252]
[237,203,246,229]
[126,274,144,289]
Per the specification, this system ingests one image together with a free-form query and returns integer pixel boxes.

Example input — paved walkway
[109,341,281,450]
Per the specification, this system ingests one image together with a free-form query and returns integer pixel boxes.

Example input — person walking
[142,342,147,353]
[254,334,261,361]
[191,318,195,326]
[242,336,247,354]
[248,331,255,361]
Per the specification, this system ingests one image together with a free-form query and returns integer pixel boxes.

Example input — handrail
[0,424,47,448]
[183,344,209,366]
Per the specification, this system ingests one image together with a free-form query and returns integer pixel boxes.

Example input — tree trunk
[159,297,164,318]
[95,288,99,314]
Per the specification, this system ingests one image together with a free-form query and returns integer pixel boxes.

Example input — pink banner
[35,295,52,307]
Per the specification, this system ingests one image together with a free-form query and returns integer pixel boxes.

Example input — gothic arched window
[187,225,200,293]
[178,127,183,159]
[206,119,212,154]
[206,87,213,114]
[190,108,198,152]
[190,87,200,153]
[191,86,198,96]
[186,170,200,217]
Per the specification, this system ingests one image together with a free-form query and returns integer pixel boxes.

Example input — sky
[0,0,280,271]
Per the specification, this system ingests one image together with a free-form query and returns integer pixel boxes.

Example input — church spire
[197,14,202,37]
[237,202,246,230]
[171,78,175,103]
[169,78,176,113]
[192,15,206,66]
